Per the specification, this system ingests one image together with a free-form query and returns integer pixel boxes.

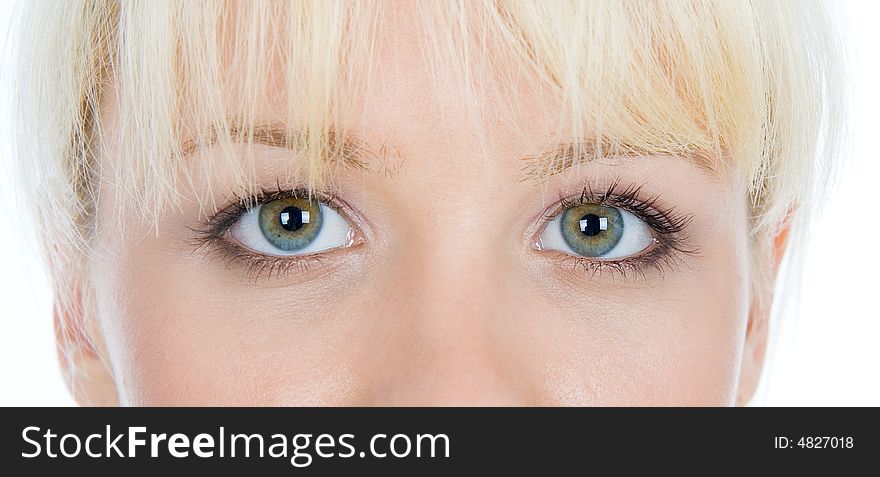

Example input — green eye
[540,201,655,259]
[229,194,353,257]
[559,204,624,257]
[257,197,323,252]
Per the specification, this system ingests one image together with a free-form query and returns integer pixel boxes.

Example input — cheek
[92,225,377,405]
[522,224,751,405]
[526,272,749,406]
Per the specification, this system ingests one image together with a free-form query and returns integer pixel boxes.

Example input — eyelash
[190,179,698,281]
[538,178,699,281]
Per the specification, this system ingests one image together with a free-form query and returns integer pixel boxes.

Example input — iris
[258,197,324,251]
[560,204,624,257]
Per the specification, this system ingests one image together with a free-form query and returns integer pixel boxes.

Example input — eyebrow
[182,125,716,181]
[519,140,717,181]
[179,122,372,172]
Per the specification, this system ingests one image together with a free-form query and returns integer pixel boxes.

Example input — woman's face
[74,9,768,406]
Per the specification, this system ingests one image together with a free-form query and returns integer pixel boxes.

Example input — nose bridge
[375,204,528,405]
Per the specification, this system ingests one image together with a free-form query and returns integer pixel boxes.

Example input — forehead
[98,0,750,207]
[212,1,566,144]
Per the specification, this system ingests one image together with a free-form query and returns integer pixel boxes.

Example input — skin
[59,6,778,406]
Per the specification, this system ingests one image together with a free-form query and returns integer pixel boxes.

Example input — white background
[0,1,877,406]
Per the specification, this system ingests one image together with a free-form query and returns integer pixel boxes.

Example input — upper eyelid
[540,188,670,225]
[532,181,694,246]
[205,188,339,230]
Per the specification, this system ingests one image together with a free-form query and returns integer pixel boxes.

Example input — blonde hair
[11,1,847,342]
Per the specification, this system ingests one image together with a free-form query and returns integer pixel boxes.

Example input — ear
[735,220,791,406]
[54,285,119,406]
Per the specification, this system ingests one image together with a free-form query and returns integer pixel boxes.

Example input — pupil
[279,206,305,232]
[580,213,603,236]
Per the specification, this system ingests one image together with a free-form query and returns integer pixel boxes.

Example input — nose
[372,221,531,406]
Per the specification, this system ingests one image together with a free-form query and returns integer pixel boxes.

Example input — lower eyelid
[541,245,680,283]
[209,241,353,285]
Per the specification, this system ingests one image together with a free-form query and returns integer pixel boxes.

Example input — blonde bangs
[13,0,847,312]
